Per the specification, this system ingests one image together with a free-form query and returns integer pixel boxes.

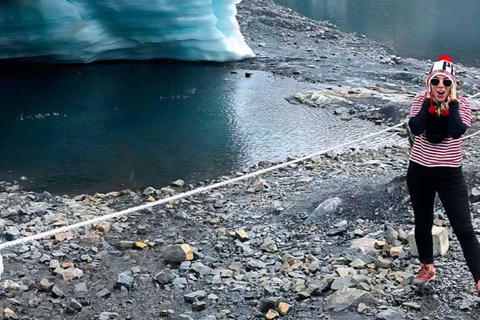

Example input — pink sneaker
[413,263,435,284]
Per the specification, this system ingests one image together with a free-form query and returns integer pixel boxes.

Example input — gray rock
[325,287,376,311]
[51,285,65,298]
[384,227,399,245]
[184,290,207,303]
[376,307,406,320]
[192,301,207,311]
[66,298,82,314]
[115,240,136,250]
[142,187,156,196]
[115,272,134,290]
[96,288,111,298]
[155,268,175,284]
[99,312,120,320]
[330,277,353,290]
[471,187,480,203]
[163,245,188,264]
[38,278,54,292]
[74,282,88,297]
[4,227,20,241]
[172,179,185,187]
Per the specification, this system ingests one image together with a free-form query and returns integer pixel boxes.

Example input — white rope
[1,93,479,251]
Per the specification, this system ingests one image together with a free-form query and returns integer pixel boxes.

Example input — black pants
[407,161,480,283]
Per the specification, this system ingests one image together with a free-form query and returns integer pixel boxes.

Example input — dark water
[2,62,365,194]
[274,0,480,67]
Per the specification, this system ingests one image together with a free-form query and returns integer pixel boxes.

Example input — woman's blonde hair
[425,77,458,117]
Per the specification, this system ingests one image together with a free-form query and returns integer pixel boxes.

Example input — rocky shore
[2,0,480,319]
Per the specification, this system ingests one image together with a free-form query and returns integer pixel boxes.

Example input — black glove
[448,99,459,110]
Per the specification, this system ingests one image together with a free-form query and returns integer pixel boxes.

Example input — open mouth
[436,90,446,97]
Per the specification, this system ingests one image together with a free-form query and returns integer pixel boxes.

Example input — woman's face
[430,75,452,102]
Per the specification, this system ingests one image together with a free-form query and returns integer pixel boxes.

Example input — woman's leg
[407,162,437,263]
[438,167,480,282]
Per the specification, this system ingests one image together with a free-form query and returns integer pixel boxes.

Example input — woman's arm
[408,98,431,136]
[447,100,467,139]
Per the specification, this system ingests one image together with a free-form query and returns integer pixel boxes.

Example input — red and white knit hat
[427,54,456,85]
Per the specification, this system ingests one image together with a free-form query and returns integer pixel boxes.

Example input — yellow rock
[235,229,249,242]
[146,196,156,202]
[276,302,291,315]
[374,240,386,249]
[181,244,194,260]
[135,242,148,249]
[265,309,279,319]
[4,308,19,320]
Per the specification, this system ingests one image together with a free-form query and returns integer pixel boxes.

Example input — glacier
[0,0,254,63]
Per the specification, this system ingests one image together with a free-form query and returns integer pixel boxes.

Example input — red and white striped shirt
[409,93,472,167]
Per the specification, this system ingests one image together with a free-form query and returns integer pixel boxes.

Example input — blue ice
[0,0,254,63]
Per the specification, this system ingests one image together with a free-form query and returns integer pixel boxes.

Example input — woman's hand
[448,99,459,110]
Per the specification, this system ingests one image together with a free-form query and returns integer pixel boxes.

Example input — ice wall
[0,0,254,63]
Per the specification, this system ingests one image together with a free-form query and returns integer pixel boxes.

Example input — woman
[408,55,480,292]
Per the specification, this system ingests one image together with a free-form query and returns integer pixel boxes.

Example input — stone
[350,237,377,253]
[99,312,120,320]
[28,296,41,308]
[408,227,449,256]
[134,241,147,250]
[192,301,207,311]
[3,308,19,319]
[376,307,406,320]
[66,298,82,314]
[219,269,234,278]
[350,259,366,269]
[142,187,156,196]
[402,302,421,310]
[276,302,291,315]
[470,187,480,203]
[51,285,65,298]
[384,227,399,245]
[191,262,213,277]
[305,254,320,273]
[330,278,353,291]
[3,280,20,292]
[389,246,404,257]
[184,290,207,303]
[96,288,111,298]
[358,303,368,313]
[155,269,175,284]
[375,257,391,269]
[62,267,84,281]
[74,282,88,296]
[235,229,249,242]
[115,272,134,290]
[172,179,185,187]
[163,244,194,263]
[94,222,111,233]
[115,241,136,250]
[4,227,20,241]
[266,309,279,319]
[38,278,54,292]
[325,287,376,312]
[260,241,278,253]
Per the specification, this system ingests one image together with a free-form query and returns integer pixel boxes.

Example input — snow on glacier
[0,0,254,63]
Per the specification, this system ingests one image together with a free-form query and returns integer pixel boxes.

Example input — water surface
[274,0,480,67]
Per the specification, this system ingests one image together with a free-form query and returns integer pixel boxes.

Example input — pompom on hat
[427,54,456,85]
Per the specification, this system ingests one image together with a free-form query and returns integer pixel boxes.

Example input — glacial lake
[274,0,480,67]
[0,62,403,194]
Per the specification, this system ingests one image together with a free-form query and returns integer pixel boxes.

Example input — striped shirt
[409,93,472,167]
